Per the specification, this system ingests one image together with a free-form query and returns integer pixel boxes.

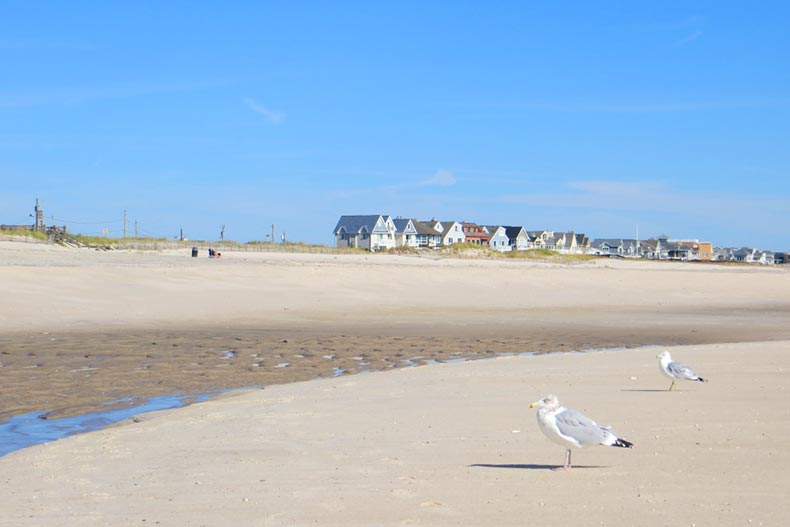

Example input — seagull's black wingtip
[614,438,634,449]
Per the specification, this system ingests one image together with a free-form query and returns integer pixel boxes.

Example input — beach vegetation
[384,246,421,255]
[505,249,596,262]
[0,228,49,241]
[439,242,492,255]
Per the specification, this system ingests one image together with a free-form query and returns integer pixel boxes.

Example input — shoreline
[1,342,672,458]
[3,313,789,425]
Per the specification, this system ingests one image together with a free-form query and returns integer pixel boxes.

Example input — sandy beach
[1,240,790,526]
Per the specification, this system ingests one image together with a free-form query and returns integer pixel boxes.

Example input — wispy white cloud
[669,14,704,47]
[675,29,703,47]
[244,98,286,125]
[419,169,456,187]
[501,179,790,218]
[497,178,790,247]
[386,169,458,191]
[324,169,458,200]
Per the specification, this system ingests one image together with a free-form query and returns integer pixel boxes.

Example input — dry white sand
[1,241,790,526]
[2,240,789,334]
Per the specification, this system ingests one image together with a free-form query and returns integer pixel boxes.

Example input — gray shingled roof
[591,238,622,248]
[504,226,524,240]
[334,215,383,234]
[392,218,412,233]
[413,220,440,236]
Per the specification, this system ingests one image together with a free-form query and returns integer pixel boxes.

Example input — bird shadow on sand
[470,463,605,471]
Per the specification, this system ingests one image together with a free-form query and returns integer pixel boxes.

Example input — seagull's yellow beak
[529,402,537,408]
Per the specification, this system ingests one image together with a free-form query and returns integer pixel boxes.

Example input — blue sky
[2,1,789,249]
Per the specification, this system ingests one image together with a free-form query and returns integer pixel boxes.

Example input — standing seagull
[529,394,633,470]
[657,351,707,391]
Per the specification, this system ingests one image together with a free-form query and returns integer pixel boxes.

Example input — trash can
[191,246,198,257]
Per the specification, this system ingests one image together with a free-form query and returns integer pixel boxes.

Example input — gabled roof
[640,239,660,250]
[591,238,623,248]
[413,220,442,236]
[392,218,414,233]
[334,215,387,234]
[422,219,442,232]
[438,220,460,230]
[504,226,526,239]
[437,221,464,239]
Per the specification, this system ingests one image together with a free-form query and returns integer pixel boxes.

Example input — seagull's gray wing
[667,361,698,380]
[554,408,612,446]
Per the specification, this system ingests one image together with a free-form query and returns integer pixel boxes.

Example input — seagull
[529,394,633,470]
[657,351,707,391]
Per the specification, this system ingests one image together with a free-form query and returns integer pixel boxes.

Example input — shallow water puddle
[0,392,222,457]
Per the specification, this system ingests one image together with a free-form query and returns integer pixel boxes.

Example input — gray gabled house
[414,220,443,249]
[393,218,419,248]
[334,215,396,251]
[504,226,529,251]
[733,247,756,263]
[591,238,623,256]
[591,238,640,257]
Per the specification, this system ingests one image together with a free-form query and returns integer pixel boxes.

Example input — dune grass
[504,248,596,262]
[0,228,49,241]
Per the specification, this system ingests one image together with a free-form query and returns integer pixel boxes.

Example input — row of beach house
[334,215,787,264]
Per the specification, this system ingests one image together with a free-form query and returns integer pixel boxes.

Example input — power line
[137,227,171,239]
[53,217,124,225]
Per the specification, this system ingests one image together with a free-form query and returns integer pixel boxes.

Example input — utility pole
[271,224,275,244]
[123,209,128,239]
[33,198,44,232]
[221,224,225,241]
[134,221,139,238]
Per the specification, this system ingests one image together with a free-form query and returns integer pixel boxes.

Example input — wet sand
[2,308,789,423]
